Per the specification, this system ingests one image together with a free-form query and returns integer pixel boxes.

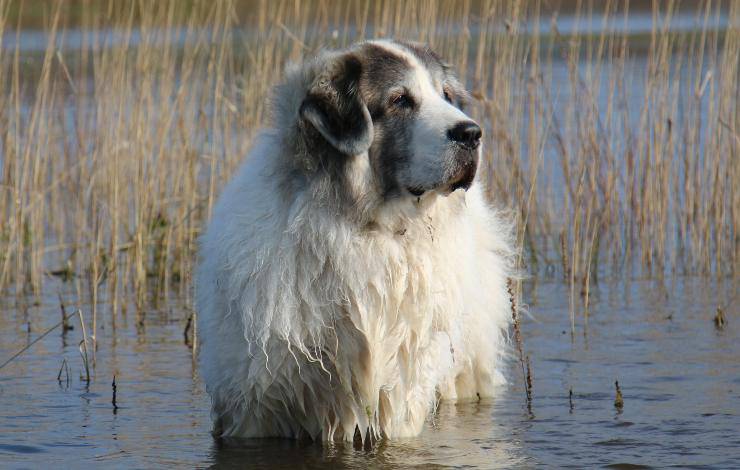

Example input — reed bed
[0,0,736,326]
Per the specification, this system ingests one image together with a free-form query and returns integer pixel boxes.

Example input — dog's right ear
[299,54,373,156]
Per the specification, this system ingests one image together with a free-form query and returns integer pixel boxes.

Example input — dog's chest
[335,216,462,332]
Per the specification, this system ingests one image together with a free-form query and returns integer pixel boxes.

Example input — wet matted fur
[196,40,516,443]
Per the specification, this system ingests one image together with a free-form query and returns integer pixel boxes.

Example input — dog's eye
[391,93,413,108]
[443,88,453,103]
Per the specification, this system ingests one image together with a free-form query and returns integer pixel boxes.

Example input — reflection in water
[209,400,523,468]
[0,276,738,468]
[0,7,737,465]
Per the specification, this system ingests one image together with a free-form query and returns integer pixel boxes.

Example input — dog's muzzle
[447,155,478,192]
[445,120,481,192]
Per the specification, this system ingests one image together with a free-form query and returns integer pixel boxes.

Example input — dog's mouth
[447,160,477,193]
[407,186,426,197]
[407,163,477,198]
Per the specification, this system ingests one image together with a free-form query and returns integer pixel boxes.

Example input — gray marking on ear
[299,54,373,156]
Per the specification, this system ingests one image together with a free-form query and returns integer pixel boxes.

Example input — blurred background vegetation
[0,1,736,330]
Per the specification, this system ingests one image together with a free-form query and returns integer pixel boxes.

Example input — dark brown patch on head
[393,40,469,111]
[352,42,423,198]
[299,53,373,157]
[356,43,414,113]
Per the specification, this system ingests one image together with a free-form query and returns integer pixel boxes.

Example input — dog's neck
[359,189,468,239]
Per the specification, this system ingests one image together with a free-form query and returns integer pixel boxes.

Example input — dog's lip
[407,186,426,197]
[446,160,477,193]
[448,176,473,193]
[406,166,476,198]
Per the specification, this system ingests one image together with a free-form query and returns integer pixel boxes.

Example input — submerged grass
[0,0,737,325]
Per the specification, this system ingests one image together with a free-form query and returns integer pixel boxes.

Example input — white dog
[196,39,516,444]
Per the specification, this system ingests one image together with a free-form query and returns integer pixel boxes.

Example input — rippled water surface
[1,4,737,466]
[1,276,737,468]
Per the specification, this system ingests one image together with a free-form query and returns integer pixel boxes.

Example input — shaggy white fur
[196,42,516,443]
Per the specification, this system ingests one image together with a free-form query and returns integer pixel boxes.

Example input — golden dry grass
[0,0,737,327]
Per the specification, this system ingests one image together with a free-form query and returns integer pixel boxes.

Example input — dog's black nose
[447,121,482,150]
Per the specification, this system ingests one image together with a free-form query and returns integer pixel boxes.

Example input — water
[1,276,737,468]
[1,4,737,467]
[2,5,730,53]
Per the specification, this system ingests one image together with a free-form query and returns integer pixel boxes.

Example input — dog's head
[293,40,480,201]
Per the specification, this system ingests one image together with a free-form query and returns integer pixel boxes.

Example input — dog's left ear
[299,54,373,156]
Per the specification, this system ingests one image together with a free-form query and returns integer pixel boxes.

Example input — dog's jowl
[196,40,516,443]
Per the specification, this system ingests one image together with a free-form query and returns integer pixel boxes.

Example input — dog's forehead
[392,40,449,76]
[356,40,446,93]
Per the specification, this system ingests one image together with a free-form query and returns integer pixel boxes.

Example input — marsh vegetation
[0,0,737,467]
[1,0,736,312]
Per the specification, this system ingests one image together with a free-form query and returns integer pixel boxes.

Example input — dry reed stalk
[614,380,624,409]
[568,387,574,413]
[0,0,735,326]
[0,309,77,370]
[77,309,91,382]
[713,306,726,329]
[507,277,531,408]
[57,357,70,386]
[112,375,119,411]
